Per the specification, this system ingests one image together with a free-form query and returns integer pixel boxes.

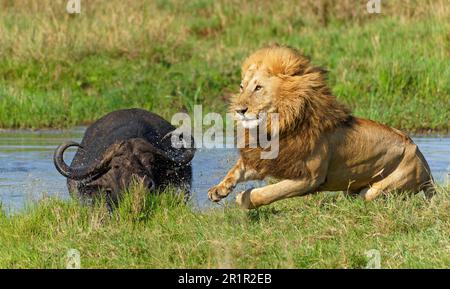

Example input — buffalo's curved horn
[159,130,195,165]
[134,131,195,166]
[53,141,113,180]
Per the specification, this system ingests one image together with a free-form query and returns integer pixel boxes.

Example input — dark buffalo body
[54,108,195,204]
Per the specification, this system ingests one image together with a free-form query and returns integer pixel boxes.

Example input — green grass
[0,0,448,131]
[1,183,449,268]
[0,0,448,270]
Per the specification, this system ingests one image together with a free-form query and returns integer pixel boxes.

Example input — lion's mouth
[235,113,266,129]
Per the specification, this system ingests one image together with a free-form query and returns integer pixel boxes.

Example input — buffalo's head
[53,133,195,202]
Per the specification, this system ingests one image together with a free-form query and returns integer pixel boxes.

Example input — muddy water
[0,129,448,212]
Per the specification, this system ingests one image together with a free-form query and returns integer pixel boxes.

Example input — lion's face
[231,45,350,133]
[230,66,279,129]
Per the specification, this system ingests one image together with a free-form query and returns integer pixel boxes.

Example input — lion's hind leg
[359,144,436,201]
[358,168,421,201]
[358,186,386,201]
[358,169,407,201]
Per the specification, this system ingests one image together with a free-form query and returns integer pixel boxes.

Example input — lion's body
[318,118,433,195]
[241,117,433,196]
[208,45,435,208]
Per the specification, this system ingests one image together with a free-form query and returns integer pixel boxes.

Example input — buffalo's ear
[128,139,155,167]
[129,138,155,154]
[103,140,127,158]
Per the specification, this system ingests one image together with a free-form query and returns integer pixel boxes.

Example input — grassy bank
[0,0,448,131]
[0,183,449,268]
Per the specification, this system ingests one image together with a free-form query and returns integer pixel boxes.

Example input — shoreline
[1,127,448,138]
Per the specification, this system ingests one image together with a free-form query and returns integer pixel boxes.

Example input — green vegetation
[0,0,448,131]
[0,0,448,270]
[0,183,449,268]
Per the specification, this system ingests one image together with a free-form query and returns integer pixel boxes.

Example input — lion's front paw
[236,189,256,210]
[208,184,231,202]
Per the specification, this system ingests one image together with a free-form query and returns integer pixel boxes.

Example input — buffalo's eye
[254,85,262,92]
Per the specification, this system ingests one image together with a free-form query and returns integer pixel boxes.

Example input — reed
[0,0,448,131]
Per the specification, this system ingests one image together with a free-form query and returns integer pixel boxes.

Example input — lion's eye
[239,84,243,92]
[254,85,262,92]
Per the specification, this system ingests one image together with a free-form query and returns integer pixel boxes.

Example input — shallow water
[0,129,448,212]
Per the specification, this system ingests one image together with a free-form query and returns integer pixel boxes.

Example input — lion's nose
[236,107,248,116]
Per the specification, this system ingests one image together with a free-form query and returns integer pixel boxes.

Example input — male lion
[208,45,435,209]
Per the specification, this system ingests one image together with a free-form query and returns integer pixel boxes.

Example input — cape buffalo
[54,108,195,204]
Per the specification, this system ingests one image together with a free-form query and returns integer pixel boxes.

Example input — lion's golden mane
[234,45,353,178]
